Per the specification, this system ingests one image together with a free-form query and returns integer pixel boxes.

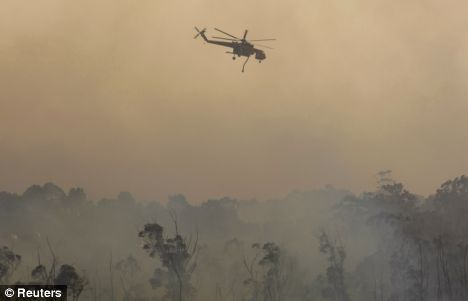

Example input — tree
[68,187,87,204]
[115,255,145,301]
[318,232,350,301]
[0,246,21,284]
[139,221,198,301]
[243,242,295,301]
[55,264,88,301]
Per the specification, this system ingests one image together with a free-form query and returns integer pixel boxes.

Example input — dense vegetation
[1,175,468,301]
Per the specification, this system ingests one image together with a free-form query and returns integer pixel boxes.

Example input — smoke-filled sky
[1,0,467,202]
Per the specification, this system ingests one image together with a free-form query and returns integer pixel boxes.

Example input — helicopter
[194,27,276,72]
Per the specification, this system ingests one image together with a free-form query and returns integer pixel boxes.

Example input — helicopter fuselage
[232,42,266,60]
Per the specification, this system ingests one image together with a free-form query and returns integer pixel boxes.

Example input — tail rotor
[194,27,206,39]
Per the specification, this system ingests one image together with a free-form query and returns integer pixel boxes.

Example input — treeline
[1,176,468,300]
[339,175,468,301]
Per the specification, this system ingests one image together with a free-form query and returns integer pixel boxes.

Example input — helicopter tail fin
[194,27,208,41]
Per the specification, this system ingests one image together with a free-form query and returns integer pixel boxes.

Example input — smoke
[0,182,351,299]
[1,0,468,201]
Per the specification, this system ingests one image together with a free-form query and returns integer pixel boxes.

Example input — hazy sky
[1,0,468,202]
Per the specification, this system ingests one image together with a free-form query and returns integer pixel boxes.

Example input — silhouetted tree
[244,242,295,301]
[0,246,21,284]
[139,221,198,301]
[318,232,350,301]
[55,264,88,301]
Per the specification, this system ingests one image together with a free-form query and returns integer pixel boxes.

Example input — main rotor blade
[249,38,276,42]
[243,30,248,40]
[212,36,239,41]
[255,44,274,49]
[214,28,240,40]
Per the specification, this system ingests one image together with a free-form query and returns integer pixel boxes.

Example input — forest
[1,173,468,301]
